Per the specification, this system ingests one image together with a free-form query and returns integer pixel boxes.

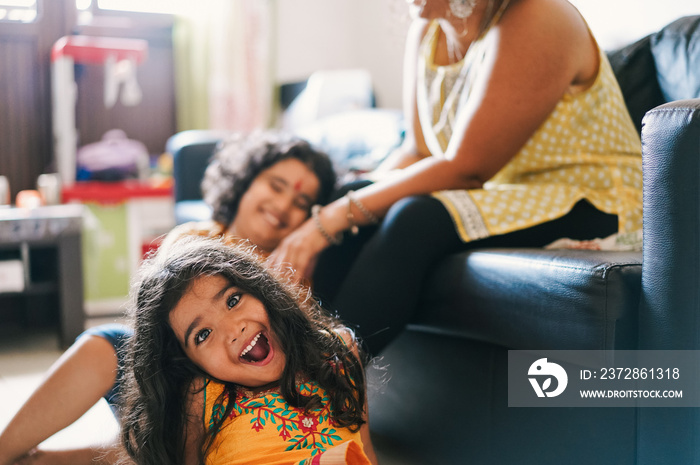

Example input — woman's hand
[267,216,333,284]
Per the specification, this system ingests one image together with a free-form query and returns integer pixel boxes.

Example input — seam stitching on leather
[472,254,642,274]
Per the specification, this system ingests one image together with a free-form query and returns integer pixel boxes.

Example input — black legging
[313,192,618,356]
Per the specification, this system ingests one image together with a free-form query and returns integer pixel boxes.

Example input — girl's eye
[227,293,241,309]
[194,329,211,346]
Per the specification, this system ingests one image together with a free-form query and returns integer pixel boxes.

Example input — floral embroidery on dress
[208,381,343,459]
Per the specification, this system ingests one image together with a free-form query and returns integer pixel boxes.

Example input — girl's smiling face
[228,158,321,253]
[169,275,286,388]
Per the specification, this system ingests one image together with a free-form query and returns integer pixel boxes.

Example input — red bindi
[293,180,303,192]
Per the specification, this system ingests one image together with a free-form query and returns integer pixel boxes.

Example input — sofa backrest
[608,15,700,134]
[650,16,700,104]
[607,36,666,134]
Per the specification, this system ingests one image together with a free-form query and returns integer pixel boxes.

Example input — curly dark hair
[119,237,366,465]
[202,131,337,227]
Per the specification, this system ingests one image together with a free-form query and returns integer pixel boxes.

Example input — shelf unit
[0,204,84,348]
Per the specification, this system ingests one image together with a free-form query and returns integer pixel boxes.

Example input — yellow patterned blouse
[418,20,642,242]
[201,379,370,465]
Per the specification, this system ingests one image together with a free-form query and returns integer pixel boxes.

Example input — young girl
[0,131,338,465]
[120,236,375,465]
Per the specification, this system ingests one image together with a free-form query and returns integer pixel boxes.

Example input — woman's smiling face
[169,275,286,388]
[228,158,321,253]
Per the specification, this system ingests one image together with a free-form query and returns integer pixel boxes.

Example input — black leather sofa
[368,16,700,465]
[167,16,700,465]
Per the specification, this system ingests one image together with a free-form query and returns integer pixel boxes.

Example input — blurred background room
[0,0,698,454]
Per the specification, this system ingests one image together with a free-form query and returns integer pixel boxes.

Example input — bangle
[311,205,342,246]
[346,190,379,224]
[346,196,359,236]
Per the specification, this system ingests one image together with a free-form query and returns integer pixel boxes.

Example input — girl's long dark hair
[119,237,366,465]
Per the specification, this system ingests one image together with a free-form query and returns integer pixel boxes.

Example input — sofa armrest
[639,99,700,465]
[640,99,700,349]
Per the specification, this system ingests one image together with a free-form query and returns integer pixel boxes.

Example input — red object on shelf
[62,181,172,204]
[51,36,148,64]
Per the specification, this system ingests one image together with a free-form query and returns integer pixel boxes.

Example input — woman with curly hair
[167,130,336,254]
[0,132,339,465]
[120,237,375,464]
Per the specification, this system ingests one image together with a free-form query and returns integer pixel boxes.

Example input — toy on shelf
[51,35,148,186]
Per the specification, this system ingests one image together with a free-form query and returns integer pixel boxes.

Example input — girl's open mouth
[240,332,272,363]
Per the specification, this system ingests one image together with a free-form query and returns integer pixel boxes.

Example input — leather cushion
[414,249,642,351]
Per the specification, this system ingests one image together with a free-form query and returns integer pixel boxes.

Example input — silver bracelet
[312,205,342,245]
[346,190,379,224]
[346,195,359,236]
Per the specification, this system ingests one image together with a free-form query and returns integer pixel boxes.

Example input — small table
[0,204,84,348]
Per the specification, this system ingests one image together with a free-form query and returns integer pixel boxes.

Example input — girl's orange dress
[201,379,370,465]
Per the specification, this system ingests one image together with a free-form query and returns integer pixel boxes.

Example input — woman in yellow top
[269,0,642,355]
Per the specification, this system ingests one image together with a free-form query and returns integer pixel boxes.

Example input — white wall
[274,0,699,110]
[275,0,409,110]
[567,0,699,49]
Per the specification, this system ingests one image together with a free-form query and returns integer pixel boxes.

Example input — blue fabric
[651,16,700,103]
[76,323,133,416]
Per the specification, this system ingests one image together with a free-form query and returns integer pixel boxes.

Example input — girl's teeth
[240,333,261,357]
